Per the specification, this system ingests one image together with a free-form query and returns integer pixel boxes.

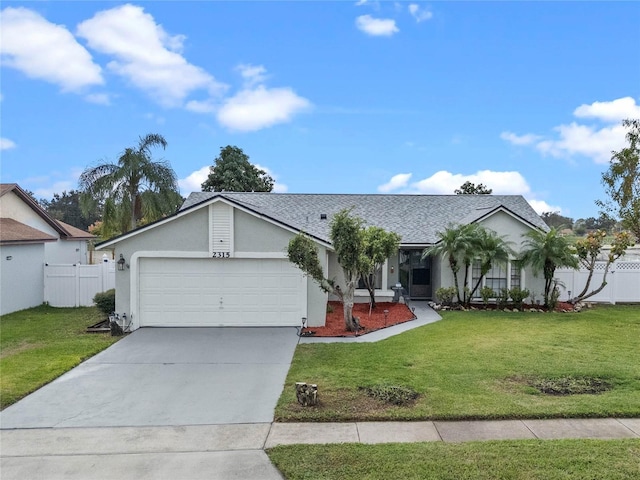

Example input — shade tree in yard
[570,229,634,303]
[287,209,400,332]
[201,145,274,192]
[597,119,640,241]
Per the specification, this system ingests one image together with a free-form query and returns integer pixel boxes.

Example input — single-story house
[96,192,548,330]
[0,183,95,315]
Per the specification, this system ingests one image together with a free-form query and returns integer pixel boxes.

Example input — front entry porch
[399,249,433,300]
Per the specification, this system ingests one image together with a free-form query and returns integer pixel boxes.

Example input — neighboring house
[96,192,548,331]
[0,183,94,315]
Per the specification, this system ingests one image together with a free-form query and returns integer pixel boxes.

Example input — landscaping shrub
[509,287,530,310]
[93,289,115,316]
[480,286,494,307]
[497,288,510,308]
[360,384,419,406]
[435,287,456,306]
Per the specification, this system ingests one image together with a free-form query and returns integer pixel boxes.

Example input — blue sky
[1,1,639,220]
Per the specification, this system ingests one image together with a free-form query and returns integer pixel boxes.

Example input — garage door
[138,258,305,327]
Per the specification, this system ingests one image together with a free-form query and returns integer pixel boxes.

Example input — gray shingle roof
[181,193,548,245]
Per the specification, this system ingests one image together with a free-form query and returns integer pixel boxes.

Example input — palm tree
[423,223,482,304]
[79,134,182,236]
[467,229,515,302]
[518,228,578,308]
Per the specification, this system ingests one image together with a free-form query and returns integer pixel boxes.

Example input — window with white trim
[471,260,521,297]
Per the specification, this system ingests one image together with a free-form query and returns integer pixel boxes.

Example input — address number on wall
[212,252,231,258]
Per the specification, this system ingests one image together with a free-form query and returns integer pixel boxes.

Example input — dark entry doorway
[399,249,432,299]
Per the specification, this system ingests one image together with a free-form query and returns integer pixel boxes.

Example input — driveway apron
[0,327,299,429]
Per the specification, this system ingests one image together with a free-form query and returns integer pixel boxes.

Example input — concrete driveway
[0,327,299,429]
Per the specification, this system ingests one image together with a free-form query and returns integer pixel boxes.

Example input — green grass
[0,305,119,409]
[276,305,640,421]
[267,439,640,480]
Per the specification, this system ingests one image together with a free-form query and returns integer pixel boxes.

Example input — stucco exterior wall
[109,203,329,326]
[0,244,45,315]
[0,192,58,236]
[45,240,89,264]
[434,211,545,300]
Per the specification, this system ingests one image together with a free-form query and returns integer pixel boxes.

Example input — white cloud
[378,173,412,193]
[217,85,311,132]
[377,169,563,214]
[185,99,218,114]
[502,97,637,164]
[408,4,433,22]
[527,199,563,215]
[411,170,531,195]
[84,93,111,105]
[573,97,640,123]
[0,7,103,91]
[236,64,268,87]
[76,4,225,107]
[500,131,542,146]
[178,165,210,193]
[355,15,399,36]
[0,138,17,150]
[536,121,627,164]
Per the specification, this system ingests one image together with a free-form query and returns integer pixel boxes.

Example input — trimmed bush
[93,289,115,316]
[480,286,494,306]
[435,287,456,306]
[509,287,530,309]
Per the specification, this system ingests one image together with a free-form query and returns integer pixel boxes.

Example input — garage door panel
[138,258,304,327]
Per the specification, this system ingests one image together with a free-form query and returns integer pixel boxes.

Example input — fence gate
[555,261,640,304]
[44,262,115,307]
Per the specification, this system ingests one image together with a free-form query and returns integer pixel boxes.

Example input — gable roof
[0,218,57,244]
[181,192,548,245]
[0,183,94,240]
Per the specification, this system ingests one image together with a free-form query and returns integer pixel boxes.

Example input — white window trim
[468,259,525,297]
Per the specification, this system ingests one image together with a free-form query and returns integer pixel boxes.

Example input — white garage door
[138,258,305,327]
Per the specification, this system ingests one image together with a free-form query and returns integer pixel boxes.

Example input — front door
[399,250,432,299]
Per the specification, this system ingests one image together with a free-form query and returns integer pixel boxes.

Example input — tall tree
[359,226,401,309]
[455,181,493,195]
[201,145,274,192]
[571,230,634,303]
[422,223,483,304]
[79,133,181,236]
[40,190,100,230]
[597,118,640,240]
[518,228,578,308]
[288,209,364,332]
[540,211,574,230]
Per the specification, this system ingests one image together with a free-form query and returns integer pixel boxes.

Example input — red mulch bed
[301,301,416,337]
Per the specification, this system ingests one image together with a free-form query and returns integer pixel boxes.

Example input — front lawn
[276,305,640,421]
[267,439,640,480]
[0,305,119,409]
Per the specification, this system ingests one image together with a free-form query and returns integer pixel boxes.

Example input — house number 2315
[212,252,230,258]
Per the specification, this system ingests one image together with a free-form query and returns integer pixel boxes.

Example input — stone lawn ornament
[295,382,319,406]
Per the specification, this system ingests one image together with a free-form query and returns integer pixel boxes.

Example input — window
[471,260,520,297]
[358,269,383,289]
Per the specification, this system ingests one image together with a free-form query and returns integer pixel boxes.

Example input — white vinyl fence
[44,262,116,307]
[556,261,640,304]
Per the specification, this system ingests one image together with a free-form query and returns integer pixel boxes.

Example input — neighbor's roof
[181,192,548,245]
[0,218,57,244]
[0,183,94,240]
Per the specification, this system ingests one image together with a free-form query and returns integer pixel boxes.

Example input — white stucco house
[0,183,95,315]
[96,192,548,331]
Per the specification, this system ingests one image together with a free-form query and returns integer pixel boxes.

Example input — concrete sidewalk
[2,418,639,479]
[266,418,640,447]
